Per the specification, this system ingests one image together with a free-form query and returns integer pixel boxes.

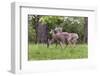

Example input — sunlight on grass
[28,43,88,60]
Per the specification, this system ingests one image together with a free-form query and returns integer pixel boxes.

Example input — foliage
[62,17,85,43]
[28,15,87,43]
[28,15,36,42]
[28,26,36,43]
[39,16,64,31]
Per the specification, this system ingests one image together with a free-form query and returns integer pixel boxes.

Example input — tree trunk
[84,17,88,43]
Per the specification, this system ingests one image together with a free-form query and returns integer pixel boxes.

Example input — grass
[28,43,88,60]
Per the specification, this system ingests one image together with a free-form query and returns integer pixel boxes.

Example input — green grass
[28,43,88,60]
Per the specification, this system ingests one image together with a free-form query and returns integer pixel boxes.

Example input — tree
[28,15,87,44]
[84,17,88,43]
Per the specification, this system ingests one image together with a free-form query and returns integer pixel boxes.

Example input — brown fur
[48,29,79,48]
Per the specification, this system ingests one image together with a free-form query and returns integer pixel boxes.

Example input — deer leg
[47,39,54,47]
[47,39,50,48]
[72,39,77,48]
[67,38,71,47]
[68,40,72,47]
[59,41,63,48]
[60,39,65,48]
[62,39,66,48]
[55,40,58,48]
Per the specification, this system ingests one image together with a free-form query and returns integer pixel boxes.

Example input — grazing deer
[47,27,79,48]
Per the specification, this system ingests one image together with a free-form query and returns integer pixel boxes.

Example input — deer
[47,29,67,48]
[47,27,79,48]
[55,27,79,46]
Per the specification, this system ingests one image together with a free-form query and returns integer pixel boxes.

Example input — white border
[11,2,97,74]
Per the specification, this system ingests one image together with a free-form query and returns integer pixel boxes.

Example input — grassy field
[28,43,88,60]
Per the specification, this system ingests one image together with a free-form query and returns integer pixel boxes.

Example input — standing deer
[47,29,66,48]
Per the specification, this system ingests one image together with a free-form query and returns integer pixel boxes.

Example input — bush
[28,25,36,43]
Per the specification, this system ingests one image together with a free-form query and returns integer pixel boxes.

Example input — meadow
[28,43,88,60]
